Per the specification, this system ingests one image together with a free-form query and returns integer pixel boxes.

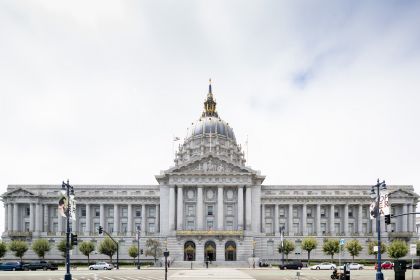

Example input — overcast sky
[1,1,420,235]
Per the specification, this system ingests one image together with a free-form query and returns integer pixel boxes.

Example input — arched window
[184,241,196,261]
[225,241,236,261]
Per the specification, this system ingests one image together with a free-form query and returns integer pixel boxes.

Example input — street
[0,267,419,280]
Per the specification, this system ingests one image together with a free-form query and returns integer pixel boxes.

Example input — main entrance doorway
[204,241,216,261]
[184,241,196,261]
[225,241,236,261]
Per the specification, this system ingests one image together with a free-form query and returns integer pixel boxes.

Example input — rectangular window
[149,207,156,217]
[307,208,312,218]
[187,221,194,230]
[207,220,213,230]
[362,207,368,219]
[293,223,299,233]
[108,223,114,233]
[349,223,354,233]
[321,207,326,218]
[95,208,100,217]
[121,207,128,217]
[94,223,99,232]
[149,223,155,233]
[135,208,141,217]
[348,208,353,218]
[188,206,194,216]
[279,208,285,217]
[293,209,298,218]
[108,208,114,217]
[81,223,86,232]
[321,223,326,233]
[207,205,214,216]
[265,207,271,216]
[25,207,30,216]
[265,222,272,233]
[334,209,339,218]
[334,223,340,233]
[307,223,313,234]
[53,223,58,233]
[135,223,141,231]
[121,223,127,233]
[226,221,234,230]
[362,223,367,234]
[24,222,30,231]
[227,206,233,216]
[81,208,86,217]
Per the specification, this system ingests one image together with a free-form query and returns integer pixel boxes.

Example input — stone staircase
[171,260,250,268]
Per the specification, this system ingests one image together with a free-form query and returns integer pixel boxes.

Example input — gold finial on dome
[202,79,218,117]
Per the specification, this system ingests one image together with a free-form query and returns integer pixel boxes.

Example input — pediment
[4,188,36,197]
[171,155,251,174]
[388,189,417,198]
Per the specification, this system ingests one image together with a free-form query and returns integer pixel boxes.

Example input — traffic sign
[410,244,417,256]
[340,239,345,245]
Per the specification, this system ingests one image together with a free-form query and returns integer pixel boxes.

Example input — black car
[407,262,420,269]
[279,261,304,270]
[0,261,24,271]
[23,261,58,271]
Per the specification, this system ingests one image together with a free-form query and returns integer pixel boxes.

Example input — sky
[1,1,420,235]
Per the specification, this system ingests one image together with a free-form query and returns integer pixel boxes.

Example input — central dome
[187,116,236,142]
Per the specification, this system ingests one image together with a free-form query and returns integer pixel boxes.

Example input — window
[321,207,326,218]
[24,222,30,231]
[307,208,312,218]
[307,223,313,234]
[349,223,354,233]
[293,208,298,218]
[135,223,141,231]
[149,207,156,217]
[227,206,233,216]
[348,208,353,218]
[187,221,194,230]
[334,208,339,218]
[188,206,194,216]
[279,207,285,217]
[265,207,271,217]
[25,207,30,216]
[135,208,141,217]
[81,208,86,217]
[207,205,214,216]
[95,208,100,217]
[121,223,127,233]
[321,223,326,233]
[53,223,58,233]
[108,223,114,233]
[108,208,114,217]
[362,223,367,234]
[362,207,368,219]
[226,221,234,230]
[94,223,99,232]
[293,223,299,233]
[334,223,340,233]
[81,223,86,232]
[122,207,128,217]
[265,222,272,233]
[149,223,155,233]
[207,220,213,230]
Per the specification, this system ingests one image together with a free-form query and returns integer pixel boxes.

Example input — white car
[311,263,337,270]
[339,263,364,270]
[89,262,113,270]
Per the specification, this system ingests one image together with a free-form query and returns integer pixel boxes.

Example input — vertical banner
[379,191,389,216]
[58,195,67,218]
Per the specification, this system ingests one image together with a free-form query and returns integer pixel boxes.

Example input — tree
[345,239,363,261]
[302,238,317,265]
[98,238,117,263]
[57,239,74,259]
[128,245,139,266]
[145,239,162,264]
[79,241,95,266]
[32,239,51,260]
[9,240,28,262]
[0,241,7,260]
[322,239,339,262]
[368,241,387,257]
[387,240,408,260]
[416,241,420,261]
[278,240,295,261]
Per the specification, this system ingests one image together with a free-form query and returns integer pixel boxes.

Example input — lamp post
[137,225,141,270]
[279,226,285,266]
[61,180,74,280]
[163,239,169,280]
[370,179,387,280]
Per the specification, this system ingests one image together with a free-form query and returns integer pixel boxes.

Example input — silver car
[311,262,337,270]
[89,262,113,270]
[339,263,364,270]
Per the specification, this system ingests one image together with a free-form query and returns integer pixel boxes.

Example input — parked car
[0,261,25,271]
[311,262,337,270]
[23,261,58,271]
[406,262,420,269]
[279,261,304,270]
[375,261,394,270]
[89,262,113,270]
[338,263,364,270]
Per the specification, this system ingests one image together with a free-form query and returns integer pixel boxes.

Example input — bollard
[296,271,300,280]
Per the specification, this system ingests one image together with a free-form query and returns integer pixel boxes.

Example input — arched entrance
[204,241,216,261]
[225,241,236,261]
[184,241,196,261]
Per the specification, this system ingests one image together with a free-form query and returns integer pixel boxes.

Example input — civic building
[1,82,419,264]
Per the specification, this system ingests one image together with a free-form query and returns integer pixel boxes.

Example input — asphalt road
[0,267,419,280]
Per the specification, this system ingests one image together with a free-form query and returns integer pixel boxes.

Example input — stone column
[402,204,408,232]
[316,204,321,236]
[344,204,349,235]
[245,186,252,230]
[358,204,363,235]
[35,203,42,233]
[86,204,91,234]
[302,204,307,235]
[7,204,12,232]
[217,186,224,230]
[13,203,19,231]
[29,203,35,232]
[288,204,293,235]
[251,186,261,233]
[168,186,175,231]
[237,186,244,230]
[156,205,160,233]
[197,187,203,230]
[412,204,417,232]
[371,215,376,233]
[4,203,8,232]
[261,204,265,233]
[58,215,63,234]
[100,204,105,227]
[274,204,279,235]
[43,204,49,232]
[330,204,335,235]
[127,204,132,236]
[72,216,77,233]
[407,204,413,232]
[113,204,119,234]
[141,204,146,235]
[177,186,183,230]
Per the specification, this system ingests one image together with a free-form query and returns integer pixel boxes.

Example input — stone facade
[1,82,419,263]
